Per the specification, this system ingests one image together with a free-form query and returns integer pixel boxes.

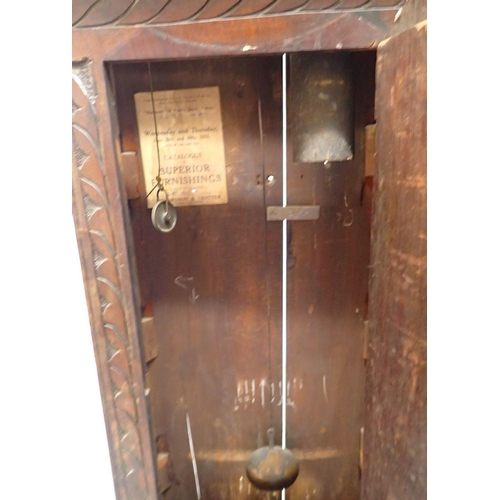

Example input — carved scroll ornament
[73,0,405,28]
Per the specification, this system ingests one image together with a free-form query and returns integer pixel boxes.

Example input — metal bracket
[266,206,320,221]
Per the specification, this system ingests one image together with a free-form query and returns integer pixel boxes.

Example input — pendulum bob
[246,428,300,491]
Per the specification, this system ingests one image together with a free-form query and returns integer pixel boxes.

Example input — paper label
[134,87,228,208]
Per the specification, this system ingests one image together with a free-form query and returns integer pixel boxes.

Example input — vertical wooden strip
[364,124,376,177]
[285,51,376,500]
[363,20,427,500]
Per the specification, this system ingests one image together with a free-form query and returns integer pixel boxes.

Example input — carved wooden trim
[73,0,405,28]
[72,14,396,64]
[72,58,157,500]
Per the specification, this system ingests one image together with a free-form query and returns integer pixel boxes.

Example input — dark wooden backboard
[108,51,375,500]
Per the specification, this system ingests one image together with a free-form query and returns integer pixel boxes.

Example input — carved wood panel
[72,58,157,500]
[73,0,405,28]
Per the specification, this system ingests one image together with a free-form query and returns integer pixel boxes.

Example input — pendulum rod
[246,54,300,495]
[281,52,288,500]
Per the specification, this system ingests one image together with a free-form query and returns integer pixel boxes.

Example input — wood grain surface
[73,0,405,28]
[71,2,425,498]
[110,52,375,499]
[362,20,427,500]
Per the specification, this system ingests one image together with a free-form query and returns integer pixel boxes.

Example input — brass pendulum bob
[246,428,299,491]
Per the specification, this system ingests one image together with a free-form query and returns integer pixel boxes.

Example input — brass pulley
[151,198,177,233]
[246,428,299,491]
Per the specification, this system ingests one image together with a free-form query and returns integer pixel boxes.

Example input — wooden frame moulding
[72,4,403,499]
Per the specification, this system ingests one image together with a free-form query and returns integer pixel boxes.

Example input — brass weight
[246,428,299,491]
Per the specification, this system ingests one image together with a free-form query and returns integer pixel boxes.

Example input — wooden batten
[119,151,141,200]
[364,124,377,178]
[156,452,170,494]
[141,316,159,364]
